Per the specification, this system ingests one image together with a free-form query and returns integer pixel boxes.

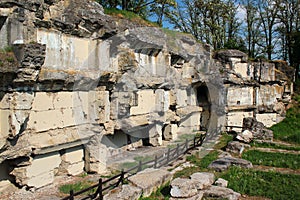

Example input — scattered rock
[208,156,253,171]
[243,117,273,141]
[203,185,241,200]
[226,141,250,154]
[214,178,228,187]
[128,168,172,197]
[170,178,199,198]
[190,172,215,190]
[104,184,142,200]
[236,130,253,143]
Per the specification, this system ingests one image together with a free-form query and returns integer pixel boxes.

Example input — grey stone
[214,178,228,187]
[226,141,250,154]
[170,178,198,198]
[128,168,172,197]
[208,156,253,172]
[236,130,253,143]
[190,172,215,190]
[104,184,142,200]
[203,185,241,200]
[243,117,273,140]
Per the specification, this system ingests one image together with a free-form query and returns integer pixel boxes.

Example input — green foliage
[270,97,300,144]
[139,182,171,200]
[250,141,300,151]
[242,150,300,169]
[220,167,300,200]
[0,46,13,52]
[59,181,95,194]
[214,133,234,150]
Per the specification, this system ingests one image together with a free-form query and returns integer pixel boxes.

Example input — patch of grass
[242,150,300,169]
[139,182,171,200]
[251,141,300,151]
[220,167,300,200]
[214,133,234,150]
[59,181,95,195]
[104,8,158,27]
[0,46,13,52]
[270,94,300,144]
[6,57,14,63]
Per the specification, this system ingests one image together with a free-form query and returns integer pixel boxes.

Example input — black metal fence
[61,133,206,200]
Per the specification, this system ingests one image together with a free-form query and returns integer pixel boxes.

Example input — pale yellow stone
[130,90,156,115]
[227,87,253,106]
[256,113,277,127]
[64,147,84,163]
[66,161,84,175]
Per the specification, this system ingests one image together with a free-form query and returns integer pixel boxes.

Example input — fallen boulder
[104,184,142,200]
[190,172,215,190]
[236,130,253,143]
[226,141,250,154]
[203,185,241,200]
[208,156,253,171]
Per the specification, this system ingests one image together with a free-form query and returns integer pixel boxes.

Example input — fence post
[118,169,124,185]
[166,148,170,165]
[193,137,196,149]
[154,155,157,168]
[185,139,188,151]
[176,144,179,157]
[138,160,142,172]
[98,178,103,200]
[69,189,74,200]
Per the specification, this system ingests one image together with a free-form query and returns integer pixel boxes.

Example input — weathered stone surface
[243,117,273,140]
[128,168,172,197]
[226,141,250,154]
[190,172,215,190]
[208,156,253,171]
[203,185,241,200]
[170,178,198,198]
[170,193,203,200]
[236,130,253,143]
[104,184,142,200]
[214,178,228,187]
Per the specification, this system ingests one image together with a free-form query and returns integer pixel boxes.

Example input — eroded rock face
[208,156,253,172]
[243,117,274,141]
[0,0,293,190]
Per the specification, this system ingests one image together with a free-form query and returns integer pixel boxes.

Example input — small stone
[214,178,228,187]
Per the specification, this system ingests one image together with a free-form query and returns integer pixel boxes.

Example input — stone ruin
[0,0,294,190]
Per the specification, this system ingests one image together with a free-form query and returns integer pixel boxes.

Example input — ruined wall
[215,50,294,131]
[0,0,293,190]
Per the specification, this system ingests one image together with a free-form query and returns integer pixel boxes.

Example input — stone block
[176,89,188,107]
[256,113,277,128]
[190,172,215,189]
[130,90,156,115]
[149,124,163,146]
[227,87,253,106]
[31,92,55,111]
[163,124,178,141]
[104,185,142,200]
[27,152,61,178]
[227,111,253,131]
[27,170,54,188]
[128,168,172,197]
[66,161,84,176]
[170,178,198,198]
[233,63,248,78]
[64,146,84,164]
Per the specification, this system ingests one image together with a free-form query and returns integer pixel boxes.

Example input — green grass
[242,150,300,169]
[59,181,95,195]
[251,141,300,151]
[220,167,300,200]
[270,94,300,144]
[214,133,234,150]
[0,46,13,52]
[139,182,171,200]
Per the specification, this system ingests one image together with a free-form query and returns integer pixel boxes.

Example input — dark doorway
[196,84,211,131]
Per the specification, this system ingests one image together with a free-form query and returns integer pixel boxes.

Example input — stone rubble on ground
[226,141,251,154]
[208,156,253,172]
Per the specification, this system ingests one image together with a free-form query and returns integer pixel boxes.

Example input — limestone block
[0,93,11,109]
[31,92,54,111]
[203,185,241,200]
[233,63,248,78]
[179,112,201,128]
[66,161,84,176]
[227,111,253,130]
[52,92,74,109]
[163,124,178,141]
[155,89,170,112]
[1,110,12,139]
[176,89,188,107]
[27,170,54,188]
[26,152,61,178]
[27,110,64,132]
[0,180,18,194]
[227,87,253,106]
[260,63,275,82]
[256,113,277,127]
[64,147,84,164]
[95,91,110,123]
[104,184,142,200]
[12,92,34,110]
[190,172,215,189]
[130,90,156,115]
[149,124,163,146]
[256,85,283,106]
[128,168,172,197]
[170,178,198,198]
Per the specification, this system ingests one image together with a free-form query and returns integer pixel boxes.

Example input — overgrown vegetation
[242,150,300,169]
[270,94,300,144]
[220,167,300,200]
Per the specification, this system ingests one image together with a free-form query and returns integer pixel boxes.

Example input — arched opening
[196,84,211,131]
